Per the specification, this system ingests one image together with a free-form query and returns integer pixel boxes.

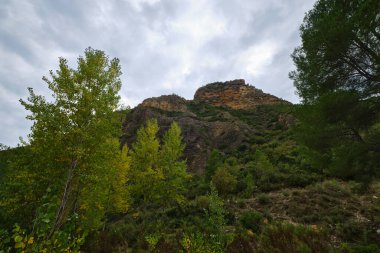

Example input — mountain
[121,79,294,172]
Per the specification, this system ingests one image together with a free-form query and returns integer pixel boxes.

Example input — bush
[336,221,368,243]
[239,211,263,233]
[259,222,332,253]
[181,232,224,253]
[227,234,258,253]
[212,167,237,195]
[195,195,210,210]
[340,243,380,253]
[257,193,270,205]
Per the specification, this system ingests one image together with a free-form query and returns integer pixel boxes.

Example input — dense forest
[0,0,379,252]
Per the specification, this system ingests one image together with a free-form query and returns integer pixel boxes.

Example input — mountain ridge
[121,79,295,172]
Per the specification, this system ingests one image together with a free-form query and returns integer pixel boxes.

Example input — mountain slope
[121,79,294,172]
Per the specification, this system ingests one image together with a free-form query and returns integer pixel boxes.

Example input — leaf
[14,241,25,249]
[42,218,50,223]
[28,236,34,244]
[14,235,23,242]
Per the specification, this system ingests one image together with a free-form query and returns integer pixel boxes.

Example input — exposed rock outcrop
[141,94,189,112]
[194,79,289,110]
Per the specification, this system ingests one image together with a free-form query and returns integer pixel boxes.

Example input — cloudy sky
[0,0,315,147]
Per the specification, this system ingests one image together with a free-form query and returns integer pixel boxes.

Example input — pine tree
[290,0,380,186]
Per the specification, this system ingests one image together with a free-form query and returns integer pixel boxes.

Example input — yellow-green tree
[159,121,189,206]
[128,120,189,208]
[1,48,129,241]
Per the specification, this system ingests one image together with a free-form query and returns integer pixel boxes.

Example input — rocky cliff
[194,79,288,109]
[141,94,189,112]
[121,79,294,172]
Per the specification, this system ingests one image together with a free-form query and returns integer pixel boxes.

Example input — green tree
[159,121,190,206]
[205,149,223,181]
[205,183,226,249]
[128,119,162,206]
[1,48,128,238]
[128,120,189,208]
[290,0,380,102]
[290,0,380,185]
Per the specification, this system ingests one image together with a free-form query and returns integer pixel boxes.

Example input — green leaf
[14,235,23,243]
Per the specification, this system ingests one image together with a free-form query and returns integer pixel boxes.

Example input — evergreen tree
[290,0,380,185]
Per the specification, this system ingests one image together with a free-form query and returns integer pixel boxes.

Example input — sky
[0,0,316,147]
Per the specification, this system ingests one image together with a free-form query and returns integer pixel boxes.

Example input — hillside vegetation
[0,0,379,252]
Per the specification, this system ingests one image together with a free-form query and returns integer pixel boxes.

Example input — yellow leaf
[28,236,34,244]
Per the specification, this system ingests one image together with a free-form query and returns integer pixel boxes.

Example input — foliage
[257,193,269,205]
[212,166,237,196]
[340,243,380,253]
[206,184,226,235]
[145,233,160,250]
[290,0,380,186]
[128,119,190,208]
[0,146,37,227]
[295,93,380,186]
[258,222,332,253]
[239,211,263,233]
[160,121,190,205]
[290,0,380,102]
[0,48,128,242]
[205,149,223,181]
[0,189,86,252]
[242,173,256,198]
[0,224,85,253]
[181,232,224,253]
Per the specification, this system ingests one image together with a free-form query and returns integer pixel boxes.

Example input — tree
[290,0,380,185]
[128,119,190,208]
[159,121,190,206]
[290,0,380,102]
[2,48,129,237]
[205,149,223,181]
[128,119,162,206]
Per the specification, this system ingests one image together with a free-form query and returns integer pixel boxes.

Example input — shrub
[336,221,368,243]
[205,149,223,181]
[257,193,270,205]
[227,234,258,253]
[195,195,210,210]
[239,211,263,233]
[212,167,237,195]
[181,232,224,253]
[259,222,332,253]
[340,243,380,253]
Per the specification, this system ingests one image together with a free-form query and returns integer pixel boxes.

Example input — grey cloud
[0,0,316,147]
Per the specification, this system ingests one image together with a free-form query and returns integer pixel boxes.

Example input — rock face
[141,94,189,112]
[121,104,254,173]
[121,79,293,172]
[194,79,288,110]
